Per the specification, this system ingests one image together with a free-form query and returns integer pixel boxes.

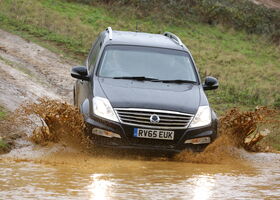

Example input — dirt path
[0,29,76,111]
[251,0,280,9]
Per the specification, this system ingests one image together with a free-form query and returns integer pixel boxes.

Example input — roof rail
[106,27,113,40]
[163,32,183,46]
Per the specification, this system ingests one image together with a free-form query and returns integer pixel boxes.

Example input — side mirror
[203,76,218,90]
[71,66,89,81]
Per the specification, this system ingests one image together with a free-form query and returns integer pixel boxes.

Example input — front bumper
[84,116,218,153]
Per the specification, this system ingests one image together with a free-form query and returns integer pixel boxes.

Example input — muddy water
[1,151,280,199]
[1,100,280,199]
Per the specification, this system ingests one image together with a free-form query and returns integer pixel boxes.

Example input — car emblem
[150,114,160,124]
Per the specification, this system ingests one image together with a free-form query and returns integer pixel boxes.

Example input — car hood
[97,78,202,114]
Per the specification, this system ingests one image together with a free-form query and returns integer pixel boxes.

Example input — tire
[73,86,77,106]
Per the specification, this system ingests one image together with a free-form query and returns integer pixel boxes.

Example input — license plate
[133,128,174,140]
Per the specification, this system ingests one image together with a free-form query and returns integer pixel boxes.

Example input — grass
[0,106,6,120]
[0,107,10,153]
[260,127,280,151]
[0,139,7,148]
[0,138,10,153]
[270,134,280,151]
[0,0,279,115]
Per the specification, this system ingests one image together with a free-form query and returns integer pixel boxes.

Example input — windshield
[98,46,198,82]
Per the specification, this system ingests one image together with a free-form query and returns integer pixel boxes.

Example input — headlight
[93,96,119,122]
[189,106,211,128]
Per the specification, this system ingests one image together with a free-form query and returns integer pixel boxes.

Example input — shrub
[274,96,280,109]
[67,0,280,43]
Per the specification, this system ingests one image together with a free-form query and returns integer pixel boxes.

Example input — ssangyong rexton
[71,27,219,152]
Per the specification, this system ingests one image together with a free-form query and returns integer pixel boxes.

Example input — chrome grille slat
[117,111,151,116]
[154,118,188,122]
[159,116,192,119]
[118,114,149,120]
[115,108,194,129]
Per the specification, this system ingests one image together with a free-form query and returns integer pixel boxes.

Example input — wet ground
[1,149,280,199]
[0,29,280,199]
[0,29,74,111]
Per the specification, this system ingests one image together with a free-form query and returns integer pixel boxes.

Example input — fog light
[184,137,211,144]
[92,128,121,138]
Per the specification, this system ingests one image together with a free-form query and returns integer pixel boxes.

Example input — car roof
[102,30,189,52]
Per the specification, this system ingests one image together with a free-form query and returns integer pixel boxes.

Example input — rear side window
[88,39,101,71]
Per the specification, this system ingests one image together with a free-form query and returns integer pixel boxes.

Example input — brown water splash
[14,98,91,150]
[174,107,280,164]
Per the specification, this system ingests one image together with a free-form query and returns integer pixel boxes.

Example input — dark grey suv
[71,27,219,152]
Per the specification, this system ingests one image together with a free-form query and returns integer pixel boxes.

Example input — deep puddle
[1,152,280,199]
[0,99,279,199]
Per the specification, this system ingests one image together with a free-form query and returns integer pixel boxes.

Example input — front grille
[115,108,194,129]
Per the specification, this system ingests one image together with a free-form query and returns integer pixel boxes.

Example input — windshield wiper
[113,76,159,81]
[112,77,196,84]
[152,79,197,84]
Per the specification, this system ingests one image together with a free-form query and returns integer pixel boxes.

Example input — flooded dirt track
[0,152,280,199]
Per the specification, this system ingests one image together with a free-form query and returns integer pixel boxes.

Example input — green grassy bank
[0,0,280,114]
[0,138,9,154]
[0,107,9,153]
[0,107,6,120]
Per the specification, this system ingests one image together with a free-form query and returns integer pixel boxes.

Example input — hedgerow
[67,0,280,43]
